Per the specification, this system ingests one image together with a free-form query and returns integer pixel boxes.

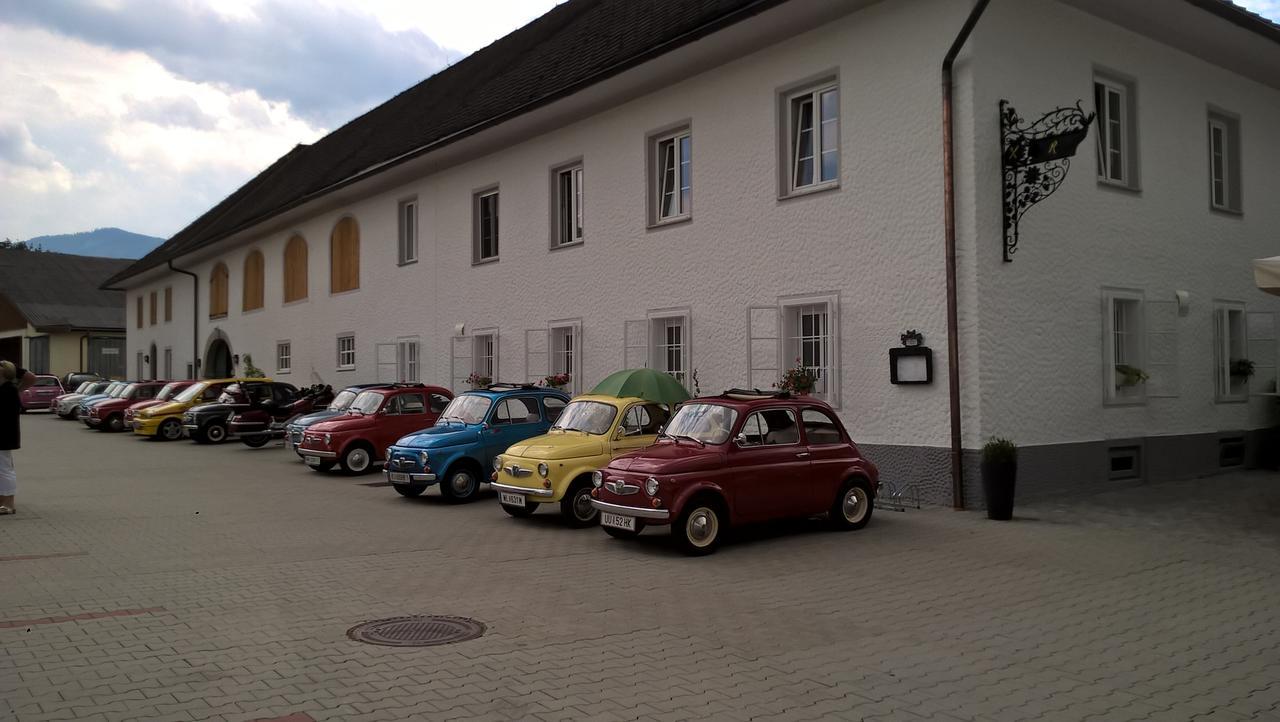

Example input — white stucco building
[105,0,1280,507]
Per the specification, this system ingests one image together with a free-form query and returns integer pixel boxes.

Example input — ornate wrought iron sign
[1000,100,1094,262]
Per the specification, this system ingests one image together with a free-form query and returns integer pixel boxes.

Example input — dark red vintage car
[590,389,879,555]
[297,384,453,474]
[85,380,169,431]
[123,381,197,429]
[230,384,335,448]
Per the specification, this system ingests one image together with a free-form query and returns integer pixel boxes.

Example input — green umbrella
[590,368,693,406]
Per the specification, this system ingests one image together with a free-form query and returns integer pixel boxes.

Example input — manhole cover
[347,616,486,647]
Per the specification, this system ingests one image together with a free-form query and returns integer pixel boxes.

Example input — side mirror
[734,433,749,447]
[614,427,626,441]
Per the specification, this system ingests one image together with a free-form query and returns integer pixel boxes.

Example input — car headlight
[419,451,429,466]
[386,447,394,460]
[323,433,332,446]
[592,471,603,488]
[537,462,549,478]
[493,456,503,472]
[645,477,659,496]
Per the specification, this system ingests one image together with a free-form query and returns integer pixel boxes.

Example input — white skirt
[0,450,15,496]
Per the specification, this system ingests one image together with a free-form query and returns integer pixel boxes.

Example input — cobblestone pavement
[3,417,1279,721]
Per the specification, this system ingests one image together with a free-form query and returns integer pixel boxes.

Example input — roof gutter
[941,0,992,511]
[168,260,200,379]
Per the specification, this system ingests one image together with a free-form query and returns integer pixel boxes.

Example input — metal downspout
[942,0,992,510]
[168,260,199,379]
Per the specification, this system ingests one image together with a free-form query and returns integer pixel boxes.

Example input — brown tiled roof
[0,250,131,331]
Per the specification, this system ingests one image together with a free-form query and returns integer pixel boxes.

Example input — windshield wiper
[673,433,705,447]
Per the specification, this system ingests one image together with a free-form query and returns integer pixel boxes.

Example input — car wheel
[674,499,725,556]
[440,466,479,503]
[501,501,539,518]
[340,445,374,475]
[105,415,124,433]
[830,478,874,531]
[204,423,228,444]
[241,434,270,448]
[560,480,600,528]
[158,418,183,441]
[603,521,645,539]
[394,484,427,497]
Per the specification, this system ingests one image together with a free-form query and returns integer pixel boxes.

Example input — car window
[429,393,450,414]
[202,385,223,401]
[738,409,800,447]
[248,385,273,403]
[493,397,540,425]
[272,385,297,404]
[36,377,59,387]
[137,386,159,400]
[543,397,566,422]
[622,403,669,436]
[398,393,426,415]
[801,408,843,445]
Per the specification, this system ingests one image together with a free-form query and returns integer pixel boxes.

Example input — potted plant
[1115,364,1149,388]
[541,372,571,390]
[1230,358,1255,380]
[466,372,492,389]
[980,437,1017,521]
[775,359,815,396]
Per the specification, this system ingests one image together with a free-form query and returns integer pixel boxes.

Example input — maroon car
[590,389,879,555]
[297,384,452,474]
[86,380,170,432]
[123,381,196,428]
[230,384,335,448]
[20,374,63,412]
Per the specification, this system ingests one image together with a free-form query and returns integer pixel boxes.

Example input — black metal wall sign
[1000,99,1094,262]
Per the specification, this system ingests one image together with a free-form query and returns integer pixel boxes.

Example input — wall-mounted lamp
[890,330,933,385]
[232,354,240,365]
[143,355,150,364]
[1175,290,1191,317]
[454,322,466,336]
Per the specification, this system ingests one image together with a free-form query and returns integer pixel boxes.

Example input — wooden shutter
[748,306,780,391]
[330,218,360,293]
[525,329,548,384]
[149,291,157,325]
[136,296,143,328]
[624,320,648,369]
[1247,311,1276,395]
[242,250,264,311]
[1145,299,1179,398]
[283,234,308,302]
[164,287,172,322]
[209,264,228,317]
[450,336,472,393]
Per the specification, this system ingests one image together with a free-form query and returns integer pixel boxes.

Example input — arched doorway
[149,343,157,380]
[203,329,233,379]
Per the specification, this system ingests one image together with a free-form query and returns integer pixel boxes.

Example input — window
[651,127,691,224]
[163,348,172,379]
[474,332,496,381]
[27,336,49,374]
[283,234,308,302]
[784,302,832,397]
[1207,112,1242,213]
[337,334,356,370]
[785,81,839,193]
[551,323,577,393]
[650,315,688,385]
[1094,75,1138,187]
[801,408,843,445]
[429,394,450,414]
[277,342,292,374]
[330,217,360,293]
[748,296,841,406]
[543,396,566,422]
[738,409,800,446]
[397,339,419,382]
[554,164,584,246]
[397,393,426,415]
[1103,289,1145,403]
[209,263,229,318]
[398,198,418,264]
[164,287,172,322]
[621,404,668,436]
[242,250,264,311]
[149,291,157,325]
[493,397,541,425]
[135,296,143,329]
[1214,301,1247,402]
[474,189,499,262]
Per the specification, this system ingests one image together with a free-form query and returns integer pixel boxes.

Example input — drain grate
[347,616,486,647]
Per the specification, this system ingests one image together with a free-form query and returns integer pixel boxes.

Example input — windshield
[329,390,358,411]
[551,400,618,435]
[349,390,385,415]
[75,382,93,393]
[122,384,139,397]
[439,394,493,425]
[157,383,183,400]
[174,383,208,403]
[103,383,123,397]
[663,403,739,445]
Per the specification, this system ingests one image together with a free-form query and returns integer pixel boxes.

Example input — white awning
[1256,256,1280,297]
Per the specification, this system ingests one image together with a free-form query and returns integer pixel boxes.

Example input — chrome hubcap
[573,490,596,520]
[688,508,718,546]
[451,472,473,495]
[209,427,224,440]
[349,449,369,471]
[843,489,867,522]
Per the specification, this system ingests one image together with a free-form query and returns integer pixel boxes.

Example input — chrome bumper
[384,470,437,483]
[490,481,556,498]
[590,498,671,521]
[300,449,338,460]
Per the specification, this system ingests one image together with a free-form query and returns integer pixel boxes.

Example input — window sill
[647,215,691,232]
[330,288,361,297]
[276,369,291,375]
[1214,396,1249,405]
[472,256,500,266]
[779,181,839,202]
[336,366,356,373]
[1210,205,1243,218]
[1097,178,1141,194]
[550,240,584,252]
[1104,395,1147,407]
[208,314,228,320]
[283,298,309,308]
[242,307,265,316]
[397,259,419,267]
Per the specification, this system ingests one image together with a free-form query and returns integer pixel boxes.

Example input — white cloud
[1235,0,1280,18]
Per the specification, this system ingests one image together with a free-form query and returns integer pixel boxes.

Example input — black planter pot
[981,460,1017,520]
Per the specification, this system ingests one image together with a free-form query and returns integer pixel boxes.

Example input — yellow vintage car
[132,377,268,441]
[490,394,670,526]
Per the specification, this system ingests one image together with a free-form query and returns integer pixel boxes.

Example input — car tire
[105,415,124,433]
[674,498,725,556]
[158,418,183,441]
[501,501,539,518]
[560,480,600,528]
[830,478,874,531]
[603,521,645,539]
[204,423,228,444]
[439,466,480,503]
[394,484,427,497]
[241,434,270,448]
[340,444,374,475]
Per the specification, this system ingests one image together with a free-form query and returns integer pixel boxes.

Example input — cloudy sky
[1,0,1277,243]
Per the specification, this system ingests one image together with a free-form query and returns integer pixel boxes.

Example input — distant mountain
[25,227,164,259]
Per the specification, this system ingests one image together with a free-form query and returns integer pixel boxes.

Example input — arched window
[330,217,360,293]
[283,234,308,303]
[242,250,264,311]
[209,263,229,318]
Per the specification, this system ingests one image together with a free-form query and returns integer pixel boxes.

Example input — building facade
[107,0,1280,506]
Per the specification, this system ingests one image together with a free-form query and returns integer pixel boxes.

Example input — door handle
[796,452,810,458]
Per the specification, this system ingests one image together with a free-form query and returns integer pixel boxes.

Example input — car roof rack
[387,382,427,388]
[484,382,539,391]
[721,388,792,401]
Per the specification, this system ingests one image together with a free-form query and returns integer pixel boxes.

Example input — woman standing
[0,360,36,515]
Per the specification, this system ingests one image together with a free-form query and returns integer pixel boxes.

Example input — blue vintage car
[285,383,389,456]
[384,384,570,502]
[75,381,132,421]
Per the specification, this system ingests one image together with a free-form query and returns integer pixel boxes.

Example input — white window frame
[1207,111,1242,213]
[396,337,420,383]
[648,310,690,387]
[1094,74,1140,189]
[549,320,581,394]
[1213,300,1248,403]
[553,162,584,247]
[1101,288,1146,405]
[473,187,499,263]
[276,341,292,374]
[650,126,691,225]
[337,333,356,371]
[782,79,839,195]
[398,197,418,265]
[473,330,497,381]
[777,293,840,406]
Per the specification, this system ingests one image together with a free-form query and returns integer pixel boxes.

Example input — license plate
[304,455,321,465]
[388,472,410,483]
[499,492,526,507]
[601,512,636,531]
